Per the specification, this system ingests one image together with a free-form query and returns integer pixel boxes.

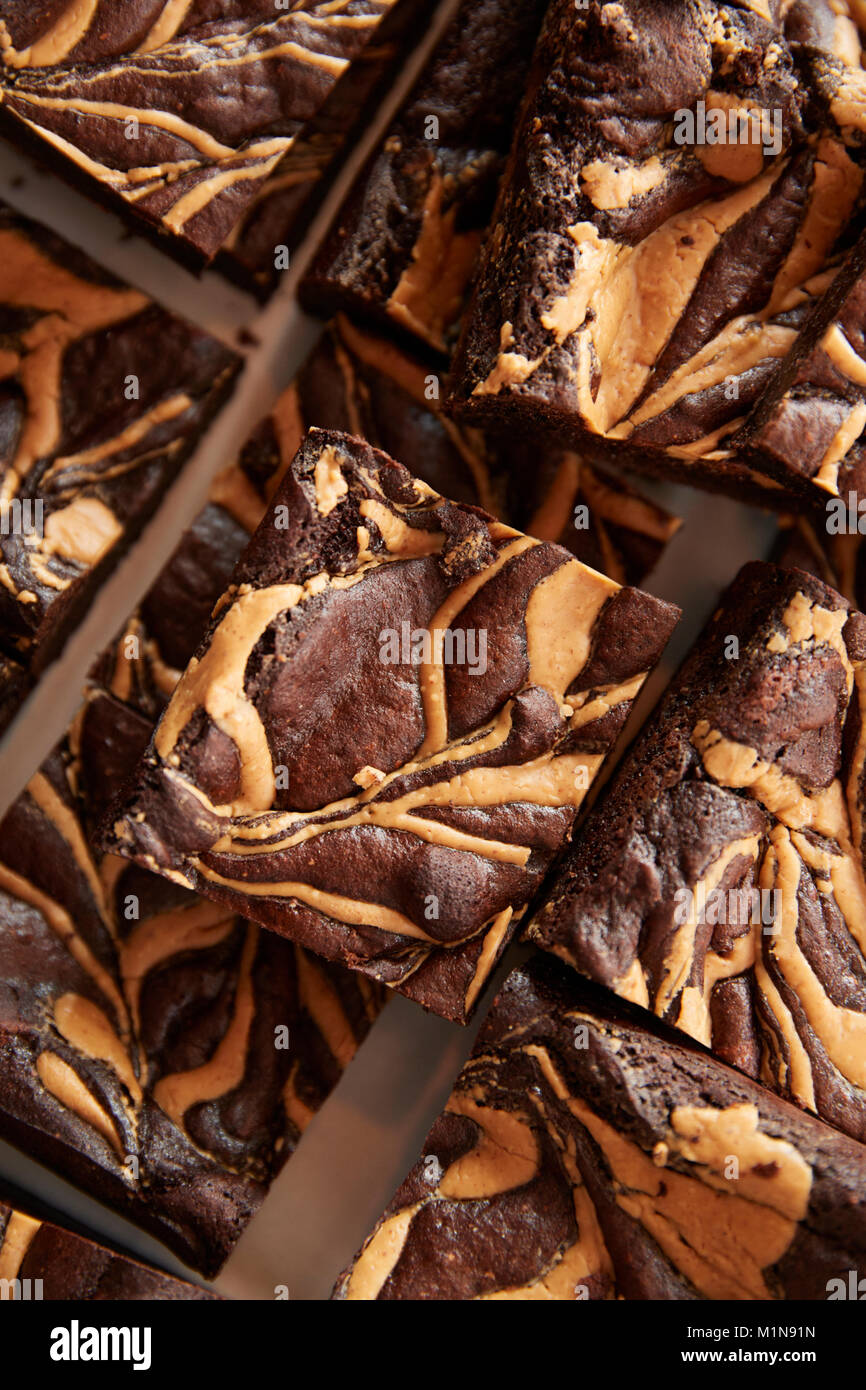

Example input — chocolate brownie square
[528,560,866,1144]
[448,0,866,509]
[0,0,404,266]
[0,686,383,1276]
[103,427,679,1023]
[335,956,866,1301]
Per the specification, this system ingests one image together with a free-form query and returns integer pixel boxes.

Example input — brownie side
[103,427,679,1023]
[300,0,551,354]
[528,559,866,1143]
[334,956,866,1301]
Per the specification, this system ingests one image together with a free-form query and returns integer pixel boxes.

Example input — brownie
[774,513,866,611]
[447,0,866,510]
[300,0,551,354]
[737,230,866,501]
[0,1195,216,1300]
[0,685,384,1276]
[528,560,866,1144]
[93,316,679,725]
[102,427,679,1024]
[336,955,866,1301]
[0,201,240,732]
[217,0,434,298]
[0,0,401,266]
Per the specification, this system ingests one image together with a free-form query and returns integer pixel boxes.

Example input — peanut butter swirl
[530,561,866,1145]
[104,427,679,1023]
[449,0,866,510]
[0,0,398,261]
[300,0,551,353]
[0,200,239,732]
[335,958,866,1301]
[92,316,679,731]
[0,684,384,1276]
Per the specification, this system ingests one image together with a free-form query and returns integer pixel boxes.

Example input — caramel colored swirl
[0,1,397,260]
[0,681,384,1274]
[336,959,866,1301]
[107,428,677,1023]
[0,203,238,732]
[530,563,866,1144]
[449,0,866,507]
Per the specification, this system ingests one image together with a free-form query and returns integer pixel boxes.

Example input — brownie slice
[0,0,402,266]
[528,560,866,1144]
[0,201,240,733]
[0,685,383,1276]
[102,427,679,1024]
[447,0,866,509]
[93,317,679,723]
[300,0,551,354]
[0,1194,216,1300]
[217,0,434,298]
[335,956,866,1301]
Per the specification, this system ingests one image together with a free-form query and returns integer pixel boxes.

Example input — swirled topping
[104,427,679,1023]
[530,560,866,1145]
[336,957,866,1301]
[0,682,384,1276]
[0,0,399,261]
[449,0,866,508]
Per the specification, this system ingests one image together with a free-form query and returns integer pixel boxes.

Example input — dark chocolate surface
[0,200,240,733]
[336,955,866,1301]
[103,427,679,1023]
[529,560,866,1144]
